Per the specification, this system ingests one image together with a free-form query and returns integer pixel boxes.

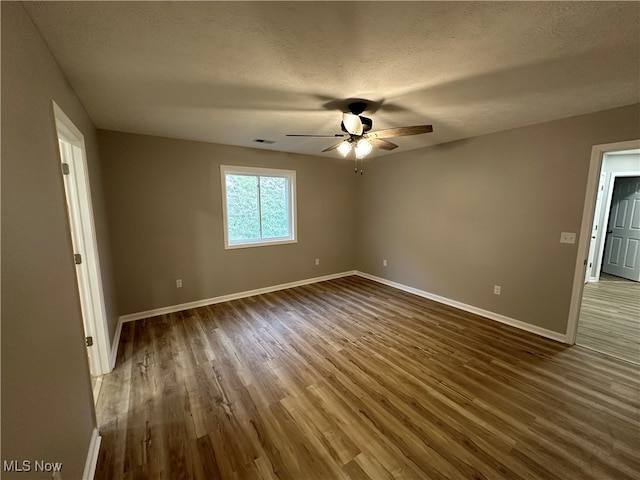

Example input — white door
[53,101,111,376]
[585,172,607,282]
[602,176,640,281]
[58,139,97,373]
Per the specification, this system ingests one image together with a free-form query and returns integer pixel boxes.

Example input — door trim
[585,172,606,283]
[566,139,640,344]
[53,101,111,375]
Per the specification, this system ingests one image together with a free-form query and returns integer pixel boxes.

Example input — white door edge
[566,139,640,345]
[53,101,111,375]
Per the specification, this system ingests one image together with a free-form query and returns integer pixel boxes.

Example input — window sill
[224,238,298,250]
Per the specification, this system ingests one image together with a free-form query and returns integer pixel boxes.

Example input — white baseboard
[355,271,567,343]
[83,428,101,480]
[117,269,357,324]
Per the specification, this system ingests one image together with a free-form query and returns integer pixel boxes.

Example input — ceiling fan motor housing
[347,101,368,115]
[341,116,372,134]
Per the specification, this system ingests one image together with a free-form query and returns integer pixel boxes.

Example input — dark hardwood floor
[96,276,640,479]
[577,273,640,364]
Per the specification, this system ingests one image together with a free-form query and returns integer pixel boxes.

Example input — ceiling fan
[286,100,433,173]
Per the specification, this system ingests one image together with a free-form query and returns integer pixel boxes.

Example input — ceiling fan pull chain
[354,156,358,174]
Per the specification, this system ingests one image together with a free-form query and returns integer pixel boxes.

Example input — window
[221,165,297,249]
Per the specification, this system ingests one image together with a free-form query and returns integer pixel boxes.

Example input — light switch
[560,232,576,244]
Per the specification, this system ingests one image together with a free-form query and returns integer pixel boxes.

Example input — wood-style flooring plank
[96,276,640,479]
[577,274,640,364]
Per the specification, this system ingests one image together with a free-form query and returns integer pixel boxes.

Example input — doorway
[53,101,111,380]
[567,140,640,364]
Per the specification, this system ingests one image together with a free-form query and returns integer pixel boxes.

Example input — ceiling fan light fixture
[355,138,373,158]
[342,113,364,136]
[337,140,352,157]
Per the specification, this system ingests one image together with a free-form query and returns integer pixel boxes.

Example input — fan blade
[286,134,346,137]
[367,125,433,139]
[342,113,363,135]
[369,138,398,150]
[322,141,345,152]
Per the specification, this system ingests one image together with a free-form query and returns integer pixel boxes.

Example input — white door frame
[584,172,606,283]
[566,139,640,344]
[53,101,111,375]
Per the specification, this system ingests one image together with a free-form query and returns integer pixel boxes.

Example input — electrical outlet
[315,258,320,266]
[494,285,501,295]
[560,232,576,244]
[176,279,183,288]
[383,259,388,267]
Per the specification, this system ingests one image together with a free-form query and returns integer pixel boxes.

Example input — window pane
[226,175,260,242]
[221,166,295,249]
[260,176,289,239]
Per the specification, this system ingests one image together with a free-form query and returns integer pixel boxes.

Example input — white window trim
[220,165,297,249]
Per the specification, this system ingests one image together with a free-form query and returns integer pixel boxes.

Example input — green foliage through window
[224,172,292,245]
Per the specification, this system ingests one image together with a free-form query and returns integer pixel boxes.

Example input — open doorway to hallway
[575,149,640,364]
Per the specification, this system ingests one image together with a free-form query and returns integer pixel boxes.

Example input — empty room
[2,2,640,479]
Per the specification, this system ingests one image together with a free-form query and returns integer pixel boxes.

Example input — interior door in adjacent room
[602,176,640,281]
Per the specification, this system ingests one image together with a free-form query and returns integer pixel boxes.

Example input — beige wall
[357,104,640,334]
[98,130,357,316]
[1,3,118,478]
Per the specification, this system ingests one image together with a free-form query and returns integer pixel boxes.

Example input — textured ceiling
[24,1,640,158]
